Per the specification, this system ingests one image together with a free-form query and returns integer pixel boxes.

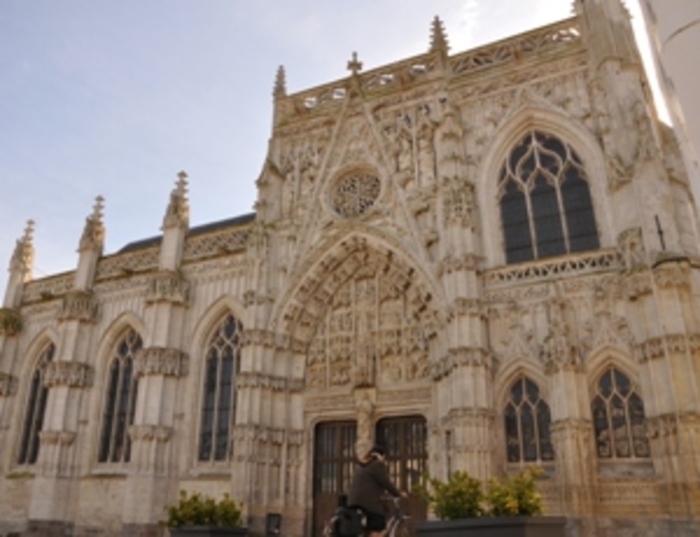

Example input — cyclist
[347,443,408,537]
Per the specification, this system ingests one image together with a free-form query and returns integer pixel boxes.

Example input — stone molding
[0,373,18,396]
[44,362,93,388]
[438,253,480,275]
[432,346,491,380]
[145,270,190,306]
[128,424,173,443]
[635,333,700,363]
[57,290,99,323]
[235,371,304,392]
[0,308,22,336]
[39,430,76,446]
[447,298,483,319]
[134,347,188,377]
[232,424,304,446]
[623,271,653,300]
[653,258,691,290]
[240,329,304,352]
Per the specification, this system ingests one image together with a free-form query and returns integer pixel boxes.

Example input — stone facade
[1,2,700,536]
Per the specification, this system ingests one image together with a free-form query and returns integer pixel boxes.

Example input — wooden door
[312,421,357,536]
[375,415,429,532]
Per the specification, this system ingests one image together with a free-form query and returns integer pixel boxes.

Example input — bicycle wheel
[388,519,410,537]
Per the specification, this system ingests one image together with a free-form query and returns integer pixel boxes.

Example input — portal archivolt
[281,236,439,390]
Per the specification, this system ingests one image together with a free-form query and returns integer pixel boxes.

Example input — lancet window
[592,367,650,459]
[98,328,142,463]
[17,343,55,465]
[498,131,599,264]
[504,377,555,464]
[198,313,242,462]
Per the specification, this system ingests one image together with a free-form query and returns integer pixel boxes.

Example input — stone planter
[169,527,249,537]
[415,516,567,537]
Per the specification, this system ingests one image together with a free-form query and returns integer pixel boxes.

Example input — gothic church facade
[1,1,699,536]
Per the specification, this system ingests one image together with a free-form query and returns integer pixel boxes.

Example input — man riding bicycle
[347,444,408,537]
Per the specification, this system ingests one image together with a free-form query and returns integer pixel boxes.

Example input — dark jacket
[347,458,401,515]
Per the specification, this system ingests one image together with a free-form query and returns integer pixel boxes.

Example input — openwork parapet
[484,249,619,288]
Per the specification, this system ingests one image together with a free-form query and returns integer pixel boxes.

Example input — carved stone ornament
[145,270,190,306]
[57,290,99,323]
[79,196,105,252]
[539,320,582,374]
[329,172,381,218]
[134,347,188,378]
[635,333,700,363]
[0,373,18,396]
[128,424,173,443]
[235,371,303,392]
[44,361,93,388]
[162,172,190,230]
[0,308,22,336]
[39,430,76,446]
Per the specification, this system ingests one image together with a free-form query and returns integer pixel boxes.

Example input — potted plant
[414,467,566,537]
[163,490,249,537]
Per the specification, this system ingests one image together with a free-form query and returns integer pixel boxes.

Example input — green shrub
[486,467,544,517]
[415,467,545,520]
[414,470,485,519]
[164,490,243,528]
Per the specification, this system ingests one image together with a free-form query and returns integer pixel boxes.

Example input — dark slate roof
[118,212,257,253]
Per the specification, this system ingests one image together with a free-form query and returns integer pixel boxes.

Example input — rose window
[330,172,381,218]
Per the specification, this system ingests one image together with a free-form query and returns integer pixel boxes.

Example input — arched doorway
[312,416,428,536]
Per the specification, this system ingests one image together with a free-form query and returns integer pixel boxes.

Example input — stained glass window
[504,377,555,463]
[592,367,650,459]
[198,313,242,462]
[499,131,599,264]
[98,328,142,463]
[18,343,55,465]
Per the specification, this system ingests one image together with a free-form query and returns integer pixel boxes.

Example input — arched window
[504,377,555,463]
[499,131,599,264]
[198,313,242,462]
[18,343,55,465]
[592,367,650,459]
[98,328,142,463]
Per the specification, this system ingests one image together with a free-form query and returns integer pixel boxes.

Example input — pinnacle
[23,219,35,243]
[274,65,286,98]
[176,171,189,199]
[92,195,105,222]
[429,15,449,54]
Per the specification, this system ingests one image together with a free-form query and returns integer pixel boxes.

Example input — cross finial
[347,51,363,76]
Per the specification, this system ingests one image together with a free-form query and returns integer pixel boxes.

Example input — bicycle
[323,496,410,537]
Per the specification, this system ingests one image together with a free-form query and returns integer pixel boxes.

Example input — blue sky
[0,1,653,296]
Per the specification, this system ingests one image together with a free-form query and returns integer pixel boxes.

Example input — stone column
[27,199,103,536]
[121,174,190,537]
[540,296,596,517]
[635,260,700,521]
[432,99,495,481]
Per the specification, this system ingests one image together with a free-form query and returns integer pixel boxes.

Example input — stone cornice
[0,308,22,336]
[134,347,188,377]
[57,290,99,323]
[44,362,93,388]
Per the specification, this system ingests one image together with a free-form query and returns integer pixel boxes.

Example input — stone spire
[9,219,35,275]
[273,65,286,99]
[429,16,449,55]
[162,171,190,230]
[79,196,105,253]
[3,220,35,310]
